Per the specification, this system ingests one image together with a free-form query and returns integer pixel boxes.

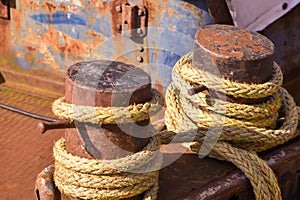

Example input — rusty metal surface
[65,120,151,160]
[35,165,59,200]
[206,0,233,25]
[194,24,274,83]
[61,60,159,199]
[65,60,151,107]
[0,1,8,20]
[38,121,75,134]
[193,24,274,105]
[205,3,300,105]
[0,90,64,200]
[0,0,213,99]
[179,136,300,200]
[260,4,300,105]
[64,60,152,161]
[111,0,148,38]
[0,68,64,100]
[35,135,300,200]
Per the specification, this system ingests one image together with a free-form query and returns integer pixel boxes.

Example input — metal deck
[0,86,64,200]
[1,85,300,200]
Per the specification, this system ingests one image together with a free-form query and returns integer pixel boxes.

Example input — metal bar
[6,0,10,20]
[37,121,75,134]
[188,84,207,96]
[0,103,59,122]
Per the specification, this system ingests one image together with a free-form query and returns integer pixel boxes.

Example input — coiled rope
[52,89,163,124]
[164,52,299,200]
[52,53,300,199]
[52,89,163,200]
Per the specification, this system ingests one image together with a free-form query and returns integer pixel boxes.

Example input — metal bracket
[0,0,16,20]
[111,1,148,38]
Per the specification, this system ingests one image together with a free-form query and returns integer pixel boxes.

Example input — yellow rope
[52,89,163,124]
[174,52,283,99]
[164,52,299,200]
[51,52,299,199]
[53,138,162,200]
[52,90,163,200]
[172,69,282,120]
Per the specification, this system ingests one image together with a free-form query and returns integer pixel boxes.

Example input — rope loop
[52,89,163,124]
[165,52,299,200]
[52,89,163,199]
[54,137,162,199]
[174,52,283,99]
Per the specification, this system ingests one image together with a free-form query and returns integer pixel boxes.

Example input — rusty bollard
[64,60,154,200]
[191,24,274,104]
[189,25,275,198]
[36,60,157,200]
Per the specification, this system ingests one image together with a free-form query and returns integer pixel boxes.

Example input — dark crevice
[0,72,5,84]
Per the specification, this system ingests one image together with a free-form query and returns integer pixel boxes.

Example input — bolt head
[116,24,122,31]
[137,28,143,34]
[138,9,144,16]
[136,56,143,63]
[116,6,122,12]
[139,46,144,52]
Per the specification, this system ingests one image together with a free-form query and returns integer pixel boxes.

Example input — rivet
[138,9,144,16]
[136,56,143,63]
[116,24,122,31]
[137,28,143,34]
[139,46,144,52]
[116,6,122,12]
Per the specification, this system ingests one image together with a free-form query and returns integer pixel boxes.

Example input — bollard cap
[194,24,275,83]
[65,60,152,107]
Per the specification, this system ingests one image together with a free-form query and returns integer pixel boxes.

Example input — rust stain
[0,1,7,17]
[84,29,105,45]
[45,2,57,14]
[0,20,11,58]
[10,7,21,31]
[143,0,160,22]
[95,1,109,11]
[58,3,79,12]
[0,3,12,65]
[43,30,95,64]
[24,45,37,51]
[166,7,174,17]
[86,1,109,26]
[196,26,274,59]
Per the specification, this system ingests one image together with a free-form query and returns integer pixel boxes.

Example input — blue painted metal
[5,0,214,90]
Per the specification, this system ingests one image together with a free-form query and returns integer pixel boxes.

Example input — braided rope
[52,90,163,199]
[174,52,283,99]
[165,53,299,200]
[52,89,163,124]
[54,138,162,200]
[172,69,282,120]
[213,142,281,200]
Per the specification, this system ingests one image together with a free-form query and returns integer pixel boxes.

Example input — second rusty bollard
[192,24,274,105]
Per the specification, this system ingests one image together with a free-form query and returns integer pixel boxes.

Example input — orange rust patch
[166,7,174,17]
[196,27,274,59]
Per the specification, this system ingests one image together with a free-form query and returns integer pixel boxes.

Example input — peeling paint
[1,0,214,92]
